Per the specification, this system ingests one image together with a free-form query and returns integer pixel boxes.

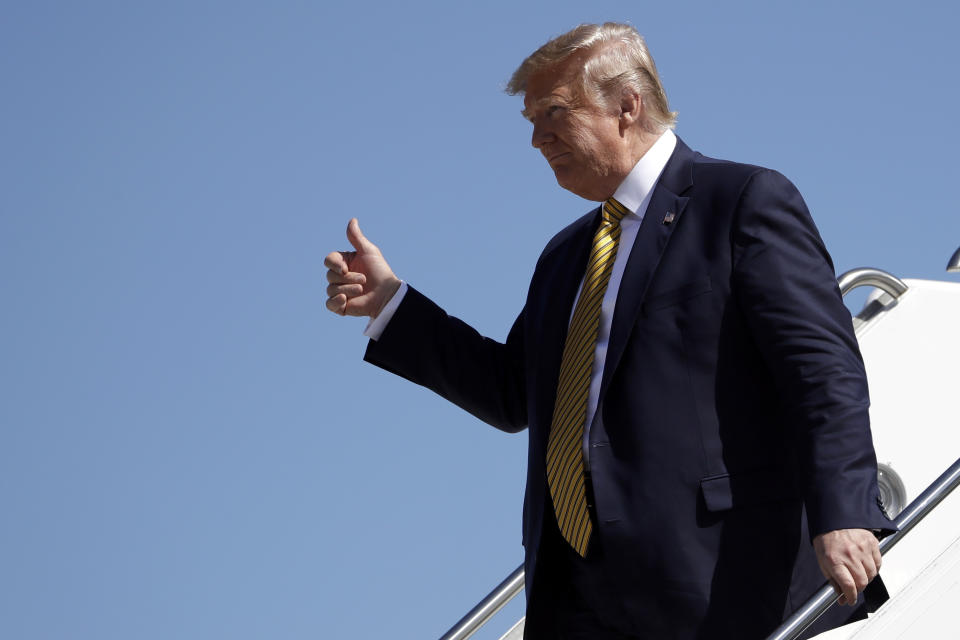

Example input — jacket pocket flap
[700,469,797,512]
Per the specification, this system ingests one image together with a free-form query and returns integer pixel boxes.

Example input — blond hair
[507,23,677,133]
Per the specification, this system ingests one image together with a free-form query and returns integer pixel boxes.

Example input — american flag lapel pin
[662,211,675,225]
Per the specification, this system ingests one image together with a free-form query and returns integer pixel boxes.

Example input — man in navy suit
[325,22,892,639]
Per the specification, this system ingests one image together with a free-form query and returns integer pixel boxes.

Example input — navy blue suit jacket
[365,138,894,638]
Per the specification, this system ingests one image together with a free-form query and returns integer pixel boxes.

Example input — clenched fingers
[814,528,880,607]
[324,251,352,276]
[327,282,364,298]
[326,268,366,286]
[326,293,348,315]
[831,562,867,605]
[324,251,367,315]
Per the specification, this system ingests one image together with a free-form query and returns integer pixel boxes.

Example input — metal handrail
[765,456,960,640]
[439,565,525,640]
[838,267,908,298]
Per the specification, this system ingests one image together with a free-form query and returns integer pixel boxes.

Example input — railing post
[837,268,908,298]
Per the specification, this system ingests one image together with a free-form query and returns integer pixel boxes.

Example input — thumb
[346,218,377,254]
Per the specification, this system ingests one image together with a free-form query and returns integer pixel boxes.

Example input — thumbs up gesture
[324,218,401,318]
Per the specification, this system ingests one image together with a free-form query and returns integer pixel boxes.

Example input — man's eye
[547,105,564,117]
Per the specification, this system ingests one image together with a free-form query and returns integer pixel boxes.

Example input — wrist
[371,276,402,318]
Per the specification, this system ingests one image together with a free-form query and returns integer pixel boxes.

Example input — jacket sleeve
[730,169,894,537]
[363,285,528,433]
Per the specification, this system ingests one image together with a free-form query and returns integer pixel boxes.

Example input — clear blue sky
[2,2,958,639]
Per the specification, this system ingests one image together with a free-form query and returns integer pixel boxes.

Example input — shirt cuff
[363,281,408,340]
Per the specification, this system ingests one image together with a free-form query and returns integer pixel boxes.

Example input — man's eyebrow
[520,96,563,122]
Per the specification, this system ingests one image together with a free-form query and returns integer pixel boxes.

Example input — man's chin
[554,177,593,200]
[552,166,577,189]
[553,173,575,192]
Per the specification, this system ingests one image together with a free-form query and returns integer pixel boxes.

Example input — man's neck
[626,129,661,168]
[596,130,661,201]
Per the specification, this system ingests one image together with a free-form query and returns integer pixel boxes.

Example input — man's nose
[531,122,553,148]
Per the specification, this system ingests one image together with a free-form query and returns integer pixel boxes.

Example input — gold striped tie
[546,197,628,557]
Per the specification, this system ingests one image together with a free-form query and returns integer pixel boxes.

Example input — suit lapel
[530,210,598,442]
[599,139,696,399]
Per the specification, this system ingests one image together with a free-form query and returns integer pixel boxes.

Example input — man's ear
[619,90,643,131]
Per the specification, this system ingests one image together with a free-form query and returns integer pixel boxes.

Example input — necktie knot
[602,197,628,226]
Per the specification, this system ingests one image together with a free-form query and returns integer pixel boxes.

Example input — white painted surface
[811,277,960,639]
[813,534,960,640]
[498,618,524,640]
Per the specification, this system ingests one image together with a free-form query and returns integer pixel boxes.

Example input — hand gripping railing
[765,456,960,640]
[438,565,525,640]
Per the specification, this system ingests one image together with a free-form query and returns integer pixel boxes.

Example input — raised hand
[813,528,882,606]
[324,218,401,318]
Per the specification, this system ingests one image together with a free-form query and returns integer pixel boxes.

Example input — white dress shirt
[365,130,678,463]
[571,130,676,466]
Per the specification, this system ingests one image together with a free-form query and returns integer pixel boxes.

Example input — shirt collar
[611,129,677,216]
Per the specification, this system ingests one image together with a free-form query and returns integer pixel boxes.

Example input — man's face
[522,56,626,201]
